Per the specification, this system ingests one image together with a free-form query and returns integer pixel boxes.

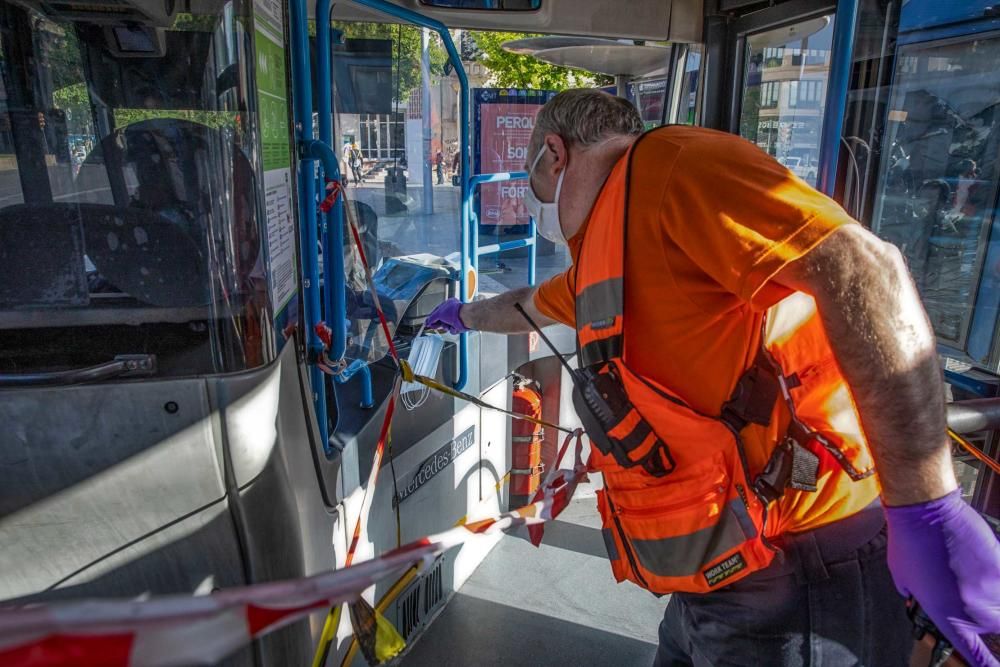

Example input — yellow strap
[317,362,572,666]
[338,468,512,667]
[367,600,406,662]
[312,604,342,667]
[399,360,575,435]
[339,565,421,667]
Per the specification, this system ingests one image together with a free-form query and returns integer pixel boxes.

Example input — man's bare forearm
[777,225,956,505]
[459,286,555,334]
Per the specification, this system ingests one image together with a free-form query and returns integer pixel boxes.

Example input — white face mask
[401,333,444,410]
[523,145,566,245]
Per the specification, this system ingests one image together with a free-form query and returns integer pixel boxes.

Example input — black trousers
[653,503,914,666]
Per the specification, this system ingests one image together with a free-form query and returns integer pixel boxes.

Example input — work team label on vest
[703,551,747,587]
[394,427,476,507]
[253,1,297,336]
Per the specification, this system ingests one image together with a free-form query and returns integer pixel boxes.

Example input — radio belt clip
[753,437,820,504]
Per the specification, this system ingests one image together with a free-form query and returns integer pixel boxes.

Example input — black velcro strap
[753,440,792,504]
[788,439,819,492]
[579,335,623,368]
[570,367,676,478]
[618,418,652,454]
[615,419,675,477]
[640,440,675,477]
[753,436,820,504]
[720,351,781,432]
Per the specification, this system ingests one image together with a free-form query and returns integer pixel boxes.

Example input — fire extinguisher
[510,377,544,508]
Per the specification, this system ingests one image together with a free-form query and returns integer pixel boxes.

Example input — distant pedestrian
[349,143,364,185]
[435,150,444,185]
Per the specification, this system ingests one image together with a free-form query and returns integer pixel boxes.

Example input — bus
[0,0,997,665]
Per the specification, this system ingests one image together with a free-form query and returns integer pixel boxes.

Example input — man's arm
[773,223,956,505]
[460,286,557,334]
[778,224,1000,665]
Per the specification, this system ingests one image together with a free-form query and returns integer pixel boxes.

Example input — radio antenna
[514,302,576,375]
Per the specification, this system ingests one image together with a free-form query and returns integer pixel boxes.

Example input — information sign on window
[473,88,556,233]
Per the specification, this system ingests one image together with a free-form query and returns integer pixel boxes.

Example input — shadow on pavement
[510,519,610,560]
[400,592,658,667]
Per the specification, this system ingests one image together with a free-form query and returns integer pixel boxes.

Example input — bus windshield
[0,0,274,379]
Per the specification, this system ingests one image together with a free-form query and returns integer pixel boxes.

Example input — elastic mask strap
[528,145,547,176]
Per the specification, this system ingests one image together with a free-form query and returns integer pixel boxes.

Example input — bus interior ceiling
[328,0,702,43]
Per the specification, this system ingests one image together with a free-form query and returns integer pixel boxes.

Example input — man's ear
[544,133,569,174]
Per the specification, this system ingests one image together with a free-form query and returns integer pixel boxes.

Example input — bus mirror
[33,0,177,27]
[102,25,168,58]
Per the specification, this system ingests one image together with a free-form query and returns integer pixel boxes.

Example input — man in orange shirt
[426,90,1000,666]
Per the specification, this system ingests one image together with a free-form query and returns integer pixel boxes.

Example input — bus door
[866,0,1000,513]
[731,1,838,189]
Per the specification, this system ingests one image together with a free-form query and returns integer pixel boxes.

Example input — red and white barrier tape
[0,432,586,667]
[0,181,587,667]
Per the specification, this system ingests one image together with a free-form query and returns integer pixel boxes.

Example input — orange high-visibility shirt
[534,126,880,535]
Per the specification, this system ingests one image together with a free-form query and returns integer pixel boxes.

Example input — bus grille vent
[399,584,421,640]
[422,560,444,616]
[395,558,445,640]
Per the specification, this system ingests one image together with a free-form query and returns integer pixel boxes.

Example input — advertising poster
[253,1,298,343]
[473,88,556,234]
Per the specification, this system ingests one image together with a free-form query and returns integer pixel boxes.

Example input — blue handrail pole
[464,211,474,415]
[313,0,347,363]
[477,237,535,256]
[527,218,537,286]
[469,171,528,185]
[289,0,329,448]
[304,140,348,363]
[349,0,472,389]
[357,363,374,409]
[817,0,860,198]
[470,202,480,278]
[334,360,375,409]
[467,171,528,277]
[316,0,331,334]
[316,0,332,150]
[315,0,365,410]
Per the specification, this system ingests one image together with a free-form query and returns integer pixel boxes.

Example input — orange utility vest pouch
[572,144,876,595]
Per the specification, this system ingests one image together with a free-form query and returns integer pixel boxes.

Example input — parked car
[778,155,818,183]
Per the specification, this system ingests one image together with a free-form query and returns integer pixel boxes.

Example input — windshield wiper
[0,354,157,387]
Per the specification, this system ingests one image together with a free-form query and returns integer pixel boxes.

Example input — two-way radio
[513,302,674,477]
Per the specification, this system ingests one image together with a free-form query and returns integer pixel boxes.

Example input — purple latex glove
[885,489,1000,666]
[425,298,469,334]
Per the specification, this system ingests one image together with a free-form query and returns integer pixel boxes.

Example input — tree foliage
[113,109,237,129]
[53,83,92,136]
[44,23,93,137]
[739,87,761,143]
[172,12,218,32]
[468,31,613,91]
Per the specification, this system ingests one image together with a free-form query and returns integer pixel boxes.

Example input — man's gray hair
[528,89,644,161]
